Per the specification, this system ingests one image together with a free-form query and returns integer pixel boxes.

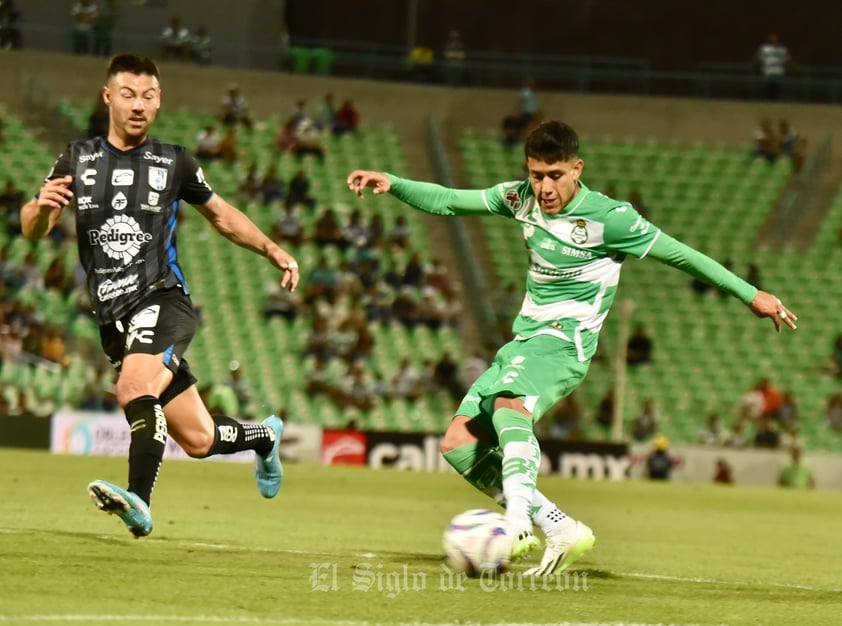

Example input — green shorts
[455,334,590,432]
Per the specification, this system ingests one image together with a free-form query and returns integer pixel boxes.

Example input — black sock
[125,395,167,506]
[205,415,274,457]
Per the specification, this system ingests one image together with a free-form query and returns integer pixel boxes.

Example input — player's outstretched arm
[749,290,798,333]
[347,170,390,198]
[21,175,74,241]
[195,194,300,291]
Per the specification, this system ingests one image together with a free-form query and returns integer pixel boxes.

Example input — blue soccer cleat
[87,479,153,538]
[254,415,284,498]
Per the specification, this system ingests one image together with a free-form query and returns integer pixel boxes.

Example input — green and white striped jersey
[386,173,755,363]
[482,179,658,360]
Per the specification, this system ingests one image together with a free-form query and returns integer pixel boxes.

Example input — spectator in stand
[401,252,426,288]
[40,324,68,366]
[290,99,311,128]
[385,215,411,250]
[217,126,239,164]
[753,416,780,449]
[791,136,808,174]
[626,324,653,366]
[71,0,98,54]
[536,391,583,441]
[418,287,448,330]
[333,99,360,136]
[317,93,336,132]
[336,362,377,412]
[392,286,421,328]
[697,413,726,446]
[441,29,467,85]
[360,280,392,324]
[433,350,464,401]
[390,357,423,401]
[826,392,842,431]
[0,178,24,236]
[191,26,213,65]
[330,303,368,361]
[223,360,253,418]
[631,397,659,441]
[293,119,325,161]
[778,389,799,427]
[286,169,317,210]
[260,164,285,206]
[723,418,750,448]
[752,118,780,163]
[237,163,262,205]
[195,124,223,161]
[92,0,118,57]
[302,255,339,307]
[341,208,370,249]
[44,256,74,295]
[264,275,301,322]
[312,208,344,248]
[778,445,814,489]
[366,213,385,249]
[0,1,22,50]
[712,458,734,484]
[304,355,333,397]
[501,79,540,147]
[595,388,615,430]
[20,251,43,291]
[271,204,304,246]
[274,118,298,155]
[778,119,799,157]
[220,83,253,130]
[754,32,794,101]
[645,435,673,481]
[159,16,191,61]
[407,44,436,83]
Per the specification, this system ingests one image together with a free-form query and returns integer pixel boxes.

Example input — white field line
[0,618,695,626]
[1,527,839,594]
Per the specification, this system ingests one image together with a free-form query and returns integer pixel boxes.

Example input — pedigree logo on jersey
[88,215,153,264]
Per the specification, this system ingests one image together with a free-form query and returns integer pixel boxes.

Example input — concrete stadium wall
[3,49,842,152]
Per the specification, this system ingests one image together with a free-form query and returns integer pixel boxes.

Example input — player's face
[103,71,161,146]
[526,157,583,215]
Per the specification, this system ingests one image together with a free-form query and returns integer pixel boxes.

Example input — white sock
[500,440,540,532]
[531,491,568,536]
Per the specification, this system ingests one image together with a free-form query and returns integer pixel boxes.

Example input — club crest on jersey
[570,219,588,244]
[147,191,159,206]
[148,166,168,191]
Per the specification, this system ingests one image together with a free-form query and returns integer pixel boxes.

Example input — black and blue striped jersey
[47,137,214,324]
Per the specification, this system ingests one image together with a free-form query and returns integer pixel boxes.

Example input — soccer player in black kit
[21,53,300,537]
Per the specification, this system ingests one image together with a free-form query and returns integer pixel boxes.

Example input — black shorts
[100,286,198,405]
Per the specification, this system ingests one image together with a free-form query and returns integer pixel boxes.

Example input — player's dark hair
[524,121,579,163]
[106,53,160,81]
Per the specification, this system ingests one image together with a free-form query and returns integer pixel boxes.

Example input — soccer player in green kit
[347,120,798,575]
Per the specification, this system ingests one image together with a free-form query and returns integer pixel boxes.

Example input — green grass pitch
[0,448,840,626]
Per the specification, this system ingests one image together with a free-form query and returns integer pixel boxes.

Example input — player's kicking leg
[441,414,595,570]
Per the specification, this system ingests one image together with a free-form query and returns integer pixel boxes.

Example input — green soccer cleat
[524,517,595,576]
[511,527,541,561]
[87,479,153,538]
[254,415,284,498]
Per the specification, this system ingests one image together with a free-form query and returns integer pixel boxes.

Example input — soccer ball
[442,508,513,576]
